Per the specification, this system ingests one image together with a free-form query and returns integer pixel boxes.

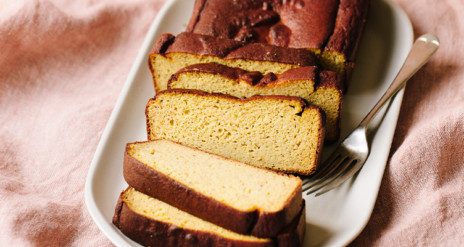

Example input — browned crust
[112,191,124,227]
[123,139,303,237]
[168,63,318,88]
[324,0,370,62]
[150,32,318,66]
[277,200,306,247]
[145,89,326,175]
[113,187,305,247]
[184,0,339,50]
[184,0,369,62]
[277,66,318,86]
[169,63,265,86]
[251,185,302,237]
[150,33,176,54]
[225,42,317,66]
[317,70,344,90]
[186,0,207,32]
[112,188,272,247]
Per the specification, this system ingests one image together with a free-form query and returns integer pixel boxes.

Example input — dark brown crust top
[169,63,318,87]
[186,0,207,32]
[171,63,265,86]
[113,187,305,247]
[150,33,176,54]
[324,0,370,61]
[276,66,318,86]
[123,140,302,237]
[317,70,344,90]
[151,32,318,67]
[185,0,339,50]
[277,0,339,49]
[185,0,369,60]
[165,32,245,58]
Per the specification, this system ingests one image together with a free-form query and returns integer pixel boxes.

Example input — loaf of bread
[149,32,317,92]
[124,139,303,237]
[168,63,343,142]
[113,187,306,247]
[186,0,370,78]
[146,89,325,175]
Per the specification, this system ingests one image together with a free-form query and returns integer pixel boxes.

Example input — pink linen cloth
[0,0,462,246]
[0,0,165,246]
[351,0,464,246]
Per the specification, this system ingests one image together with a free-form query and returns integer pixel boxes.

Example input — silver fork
[303,34,440,196]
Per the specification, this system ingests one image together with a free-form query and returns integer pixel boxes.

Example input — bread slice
[148,32,317,92]
[145,89,325,175]
[168,63,318,100]
[185,0,370,78]
[113,187,306,247]
[168,63,343,142]
[124,139,302,237]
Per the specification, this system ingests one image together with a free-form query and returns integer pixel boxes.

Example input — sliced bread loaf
[185,0,370,78]
[149,32,317,92]
[168,63,343,142]
[124,139,302,237]
[113,187,306,247]
[145,89,325,175]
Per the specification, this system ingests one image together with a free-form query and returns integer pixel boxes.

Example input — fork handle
[358,34,440,128]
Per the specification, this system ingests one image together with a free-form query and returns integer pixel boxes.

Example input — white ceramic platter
[85,0,413,246]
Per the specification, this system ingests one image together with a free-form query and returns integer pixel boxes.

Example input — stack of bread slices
[113,0,369,246]
[114,140,306,246]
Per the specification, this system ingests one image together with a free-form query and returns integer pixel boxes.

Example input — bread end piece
[113,187,306,247]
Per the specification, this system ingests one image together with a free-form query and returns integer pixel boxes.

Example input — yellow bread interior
[169,71,340,141]
[122,187,269,242]
[127,139,302,212]
[146,91,324,175]
[151,53,301,91]
[306,86,341,141]
[169,72,315,100]
[321,51,345,75]
[302,48,345,75]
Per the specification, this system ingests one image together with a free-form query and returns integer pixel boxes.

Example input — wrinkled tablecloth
[1,0,463,246]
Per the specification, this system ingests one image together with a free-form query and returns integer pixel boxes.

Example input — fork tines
[302,154,359,196]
